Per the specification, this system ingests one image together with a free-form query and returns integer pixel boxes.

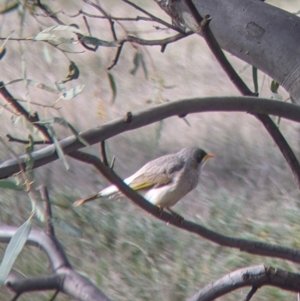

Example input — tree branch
[1,96,300,179]
[181,1,300,189]
[187,264,300,301]
[0,83,52,142]
[1,226,111,301]
[68,151,300,263]
[163,0,300,102]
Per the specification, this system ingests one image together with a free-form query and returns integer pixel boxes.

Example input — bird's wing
[128,154,184,190]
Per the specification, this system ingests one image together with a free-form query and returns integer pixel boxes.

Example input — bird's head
[178,147,215,169]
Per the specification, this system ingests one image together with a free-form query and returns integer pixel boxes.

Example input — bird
[73,147,214,216]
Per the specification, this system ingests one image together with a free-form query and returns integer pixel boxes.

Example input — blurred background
[1,0,300,300]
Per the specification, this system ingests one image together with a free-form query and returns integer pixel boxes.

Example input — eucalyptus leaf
[0,180,23,191]
[38,25,85,35]
[28,190,46,222]
[0,31,13,60]
[77,34,118,48]
[48,126,69,170]
[59,61,80,84]
[60,85,85,100]
[33,33,75,45]
[130,52,148,79]
[108,72,117,103]
[0,215,33,285]
[271,80,280,94]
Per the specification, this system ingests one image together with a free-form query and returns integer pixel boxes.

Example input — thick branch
[1,96,300,179]
[1,226,111,301]
[187,264,300,301]
[180,1,300,188]
[0,226,70,271]
[163,0,300,102]
[6,274,64,293]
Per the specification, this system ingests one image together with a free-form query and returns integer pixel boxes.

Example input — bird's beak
[204,153,215,161]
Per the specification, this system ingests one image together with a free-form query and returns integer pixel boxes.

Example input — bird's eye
[196,151,206,163]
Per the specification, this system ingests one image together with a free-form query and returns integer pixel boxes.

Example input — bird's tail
[73,193,101,207]
[74,184,121,207]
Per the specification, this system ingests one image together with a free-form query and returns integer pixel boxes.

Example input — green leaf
[40,25,85,34]
[130,52,140,76]
[59,61,80,84]
[28,190,46,222]
[130,52,148,79]
[140,53,148,80]
[0,31,13,60]
[252,66,258,94]
[76,34,118,49]
[47,126,69,170]
[271,80,280,93]
[0,214,33,285]
[36,117,89,147]
[0,180,23,191]
[60,85,85,100]
[108,72,117,103]
[42,43,52,64]
[33,33,75,45]
[5,79,58,94]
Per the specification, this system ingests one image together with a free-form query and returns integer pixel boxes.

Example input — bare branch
[68,151,300,263]
[6,135,49,145]
[37,185,55,236]
[6,274,64,293]
[187,264,300,301]
[36,0,64,25]
[100,141,109,166]
[1,96,300,179]
[1,226,111,301]
[121,0,183,33]
[244,286,258,301]
[0,83,52,142]
[0,226,70,271]
[126,32,194,47]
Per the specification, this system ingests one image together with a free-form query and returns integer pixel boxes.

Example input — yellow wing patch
[129,181,154,191]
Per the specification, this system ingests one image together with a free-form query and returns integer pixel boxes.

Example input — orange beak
[204,153,215,161]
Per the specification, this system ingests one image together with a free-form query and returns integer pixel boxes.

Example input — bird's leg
[156,205,163,217]
[166,208,184,224]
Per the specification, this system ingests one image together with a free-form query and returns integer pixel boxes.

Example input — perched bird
[74,147,214,215]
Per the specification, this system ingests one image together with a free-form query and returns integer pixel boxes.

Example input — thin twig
[49,289,60,301]
[2,96,300,179]
[100,141,109,167]
[36,0,64,25]
[244,286,259,301]
[37,185,55,236]
[83,16,92,36]
[0,82,52,142]
[121,0,184,33]
[82,0,117,41]
[6,134,49,145]
[108,41,124,70]
[126,31,194,47]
